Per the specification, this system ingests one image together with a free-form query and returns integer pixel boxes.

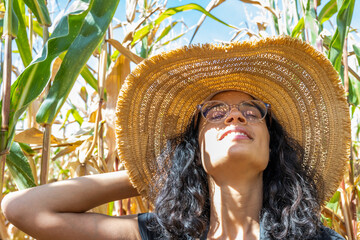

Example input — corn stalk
[1,0,15,238]
[40,25,50,185]
[97,39,108,172]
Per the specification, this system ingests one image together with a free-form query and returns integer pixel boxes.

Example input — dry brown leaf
[14,127,60,145]
[90,203,109,215]
[27,96,42,129]
[147,23,160,46]
[10,225,27,240]
[52,140,84,161]
[89,109,98,123]
[106,39,144,64]
[134,196,148,213]
[321,206,346,230]
[126,0,138,22]
[75,162,99,177]
[103,55,130,169]
[51,57,62,82]
[80,86,88,103]
[0,214,9,239]
[240,0,278,18]
[78,138,93,164]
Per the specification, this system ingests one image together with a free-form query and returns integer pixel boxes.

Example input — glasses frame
[197,99,271,124]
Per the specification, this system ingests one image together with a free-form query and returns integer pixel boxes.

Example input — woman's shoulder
[316,225,345,240]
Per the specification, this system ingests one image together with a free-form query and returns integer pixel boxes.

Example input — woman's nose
[224,108,247,124]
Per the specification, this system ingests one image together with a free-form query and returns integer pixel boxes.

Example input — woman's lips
[218,127,252,141]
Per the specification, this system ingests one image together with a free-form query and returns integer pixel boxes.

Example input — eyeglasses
[197,100,270,123]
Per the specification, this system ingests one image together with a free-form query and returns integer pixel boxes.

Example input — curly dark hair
[148,113,323,239]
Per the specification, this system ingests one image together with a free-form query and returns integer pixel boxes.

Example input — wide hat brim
[115,36,351,204]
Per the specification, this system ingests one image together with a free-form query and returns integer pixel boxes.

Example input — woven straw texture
[115,36,351,204]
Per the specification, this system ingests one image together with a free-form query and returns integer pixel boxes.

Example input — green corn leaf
[132,3,235,45]
[155,21,179,44]
[13,0,32,67]
[348,76,360,106]
[291,17,304,38]
[140,36,149,59]
[3,0,19,38]
[6,142,36,190]
[318,0,337,24]
[304,0,319,45]
[327,0,355,72]
[270,0,279,35]
[4,0,92,151]
[326,190,341,214]
[36,0,120,124]
[18,142,36,156]
[353,44,360,65]
[0,19,3,36]
[23,0,51,26]
[25,15,43,38]
[161,32,186,46]
[60,108,83,130]
[81,65,98,92]
[283,0,292,35]
[294,0,305,41]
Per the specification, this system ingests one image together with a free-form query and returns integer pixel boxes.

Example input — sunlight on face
[198,91,270,185]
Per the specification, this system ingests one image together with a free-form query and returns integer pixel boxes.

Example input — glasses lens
[201,101,228,122]
[199,100,268,123]
[239,100,267,122]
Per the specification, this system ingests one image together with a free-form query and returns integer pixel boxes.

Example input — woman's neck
[207,174,263,240]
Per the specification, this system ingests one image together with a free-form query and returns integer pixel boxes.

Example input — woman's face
[198,91,270,185]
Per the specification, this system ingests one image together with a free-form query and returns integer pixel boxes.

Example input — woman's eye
[209,111,226,120]
[243,109,261,119]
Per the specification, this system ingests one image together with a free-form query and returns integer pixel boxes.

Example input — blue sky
[113,0,360,45]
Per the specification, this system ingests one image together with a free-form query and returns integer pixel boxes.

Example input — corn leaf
[353,44,360,65]
[107,39,144,64]
[269,0,279,35]
[304,0,319,45]
[36,0,119,124]
[25,15,43,37]
[14,128,60,145]
[327,0,355,72]
[348,76,360,106]
[23,0,51,26]
[131,3,235,45]
[318,0,337,25]
[3,0,19,38]
[326,190,341,214]
[291,17,304,38]
[36,0,120,124]
[13,0,32,67]
[4,0,91,150]
[189,0,226,44]
[18,142,36,156]
[155,21,178,44]
[6,142,36,190]
[81,65,98,92]
[60,108,83,130]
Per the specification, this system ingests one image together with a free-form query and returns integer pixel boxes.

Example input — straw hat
[115,36,351,203]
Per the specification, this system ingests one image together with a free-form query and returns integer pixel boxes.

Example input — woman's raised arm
[1,170,141,240]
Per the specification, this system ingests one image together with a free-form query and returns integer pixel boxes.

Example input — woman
[2,36,350,239]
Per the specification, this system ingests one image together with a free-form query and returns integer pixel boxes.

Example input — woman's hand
[1,171,142,240]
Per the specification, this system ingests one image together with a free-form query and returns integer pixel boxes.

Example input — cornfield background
[0,0,359,239]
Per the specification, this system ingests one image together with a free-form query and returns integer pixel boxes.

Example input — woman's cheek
[199,128,224,174]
